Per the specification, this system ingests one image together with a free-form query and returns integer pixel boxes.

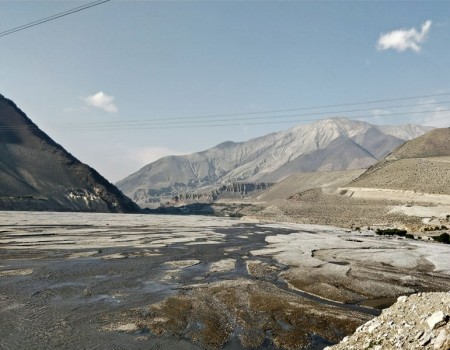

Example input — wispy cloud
[83,91,118,113]
[377,20,432,53]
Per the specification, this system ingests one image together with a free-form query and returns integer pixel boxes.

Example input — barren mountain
[117,118,432,208]
[252,128,450,230]
[349,128,450,195]
[0,94,140,212]
[253,169,365,202]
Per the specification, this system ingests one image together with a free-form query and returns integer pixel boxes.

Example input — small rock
[419,332,432,346]
[363,339,371,348]
[415,330,424,339]
[397,295,408,303]
[433,329,447,349]
[367,320,382,333]
[341,336,349,343]
[356,325,364,333]
[426,311,448,330]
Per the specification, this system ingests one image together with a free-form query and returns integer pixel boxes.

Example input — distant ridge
[0,94,141,212]
[117,118,433,208]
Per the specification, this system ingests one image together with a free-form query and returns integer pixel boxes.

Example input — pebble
[419,332,431,346]
[367,320,381,333]
[398,295,408,303]
[433,329,447,349]
[426,311,448,330]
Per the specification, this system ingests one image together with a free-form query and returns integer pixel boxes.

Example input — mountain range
[0,94,140,212]
[117,118,433,208]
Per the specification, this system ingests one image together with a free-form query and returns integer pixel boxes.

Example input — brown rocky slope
[326,292,450,350]
[349,128,450,195]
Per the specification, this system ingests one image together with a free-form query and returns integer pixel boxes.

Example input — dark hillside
[0,94,141,213]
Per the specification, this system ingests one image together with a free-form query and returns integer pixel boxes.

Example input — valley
[1,95,449,349]
[1,212,449,350]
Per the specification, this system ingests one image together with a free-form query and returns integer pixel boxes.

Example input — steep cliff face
[117,118,432,208]
[0,94,141,213]
[173,182,273,203]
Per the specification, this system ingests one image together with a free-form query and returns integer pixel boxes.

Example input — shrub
[375,228,407,237]
[433,233,450,244]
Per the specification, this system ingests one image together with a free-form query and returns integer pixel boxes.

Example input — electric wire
[1,92,449,131]
[55,99,450,128]
[0,0,111,38]
[60,108,450,131]
[0,107,448,131]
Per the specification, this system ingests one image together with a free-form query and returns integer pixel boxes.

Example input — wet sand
[1,212,449,350]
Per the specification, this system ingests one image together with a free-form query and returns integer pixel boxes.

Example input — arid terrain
[327,292,450,350]
[1,212,449,350]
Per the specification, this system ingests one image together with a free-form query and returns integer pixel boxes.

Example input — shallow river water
[1,212,449,350]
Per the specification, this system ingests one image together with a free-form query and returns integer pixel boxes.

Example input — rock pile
[326,292,450,350]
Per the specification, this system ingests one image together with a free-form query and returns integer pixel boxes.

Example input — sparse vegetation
[432,233,450,244]
[424,225,448,232]
[375,228,407,237]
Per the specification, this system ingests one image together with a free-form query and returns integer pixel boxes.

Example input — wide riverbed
[1,212,449,350]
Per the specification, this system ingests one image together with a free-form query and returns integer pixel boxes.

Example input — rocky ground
[326,292,450,350]
[251,188,426,230]
[350,157,450,195]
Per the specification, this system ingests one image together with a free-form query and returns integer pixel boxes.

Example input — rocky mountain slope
[252,128,450,230]
[327,292,450,350]
[0,94,140,213]
[349,128,450,195]
[117,118,432,208]
[253,169,365,202]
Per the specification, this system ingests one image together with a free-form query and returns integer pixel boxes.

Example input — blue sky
[1,1,450,181]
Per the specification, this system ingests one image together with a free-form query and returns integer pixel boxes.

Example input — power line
[64,108,450,131]
[56,99,450,128]
[1,93,448,131]
[66,91,450,127]
[1,106,448,132]
[0,0,111,38]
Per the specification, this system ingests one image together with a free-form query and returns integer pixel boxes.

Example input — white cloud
[377,20,432,52]
[83,91,118,113]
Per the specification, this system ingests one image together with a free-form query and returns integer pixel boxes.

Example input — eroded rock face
[326,292,450,350]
